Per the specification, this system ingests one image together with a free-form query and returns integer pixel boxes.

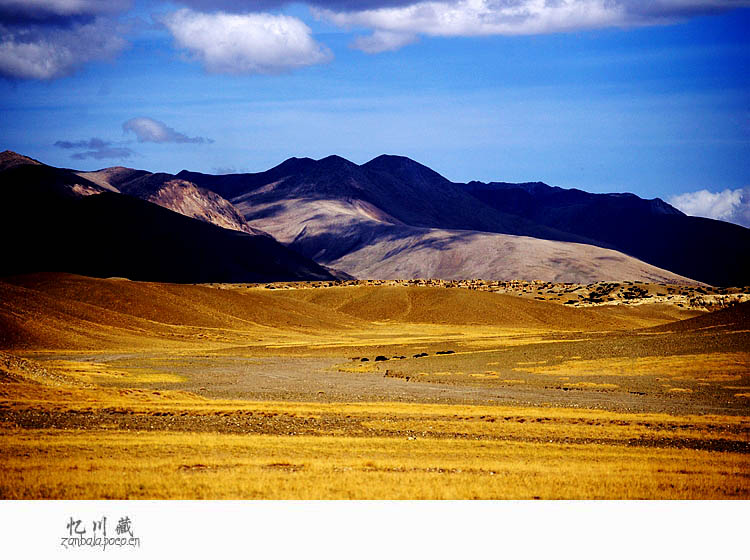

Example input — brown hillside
[645,301,750,333]
[0,274,708,351]
[268,285,694,330]
[0,274,363,350]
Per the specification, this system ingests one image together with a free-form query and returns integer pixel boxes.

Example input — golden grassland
[1,377,748,499]
[42,359,186,384]
[1,273,749,499]
[515,353,750,380]
[2,429,748,500]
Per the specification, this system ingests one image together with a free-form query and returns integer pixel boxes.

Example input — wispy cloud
[173,1,418,9]
[54,138,110,150]
[352,29,418,53]
[212,166,250,174]
[669,187,750,228]
[122,117,212,144]
[0,0,129,80]
[54,137,135,160]
[160,8,332,75]
[69,147,135,160]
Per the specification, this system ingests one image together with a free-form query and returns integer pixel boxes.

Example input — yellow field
[1,375,748,499]
[3,429,747,500]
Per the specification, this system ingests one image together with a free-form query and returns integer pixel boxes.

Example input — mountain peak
[261,156,317,178]
[650,197,684,216]
[278,155,316,167]
[366,154,414,165]
[365,154,430,170]
[314,155,358,170]
[364,154,451,186]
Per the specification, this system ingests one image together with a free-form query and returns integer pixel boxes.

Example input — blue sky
[1,1,748,224]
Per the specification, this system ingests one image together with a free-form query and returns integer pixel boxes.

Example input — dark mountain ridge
[0,159,335,283]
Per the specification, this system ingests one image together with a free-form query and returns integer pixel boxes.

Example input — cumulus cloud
[160,8,332,74]
[0,0,129,80]
[122,117,212,144]
[669,188,750,229]
[312,0,750,52]
[54,137,135,160]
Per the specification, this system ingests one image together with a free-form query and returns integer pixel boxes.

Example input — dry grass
[563,382,619,390]
[1,429,747,500]
[43,360,185,384]
[515,352,750,382]
[337,362,379,373]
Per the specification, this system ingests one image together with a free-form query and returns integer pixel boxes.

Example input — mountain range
[2,150,748,285]
[0,151,335,283]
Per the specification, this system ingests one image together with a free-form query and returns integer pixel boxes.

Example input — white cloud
[161,8,332,75]
[669,187,750,228]
[319,0,621,37]
[0,0,130,80]
[0,18,126,80]
[315,0,750,52]
[123,117,212,144]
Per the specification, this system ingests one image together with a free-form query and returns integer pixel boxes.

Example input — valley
[1,274,748,499]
